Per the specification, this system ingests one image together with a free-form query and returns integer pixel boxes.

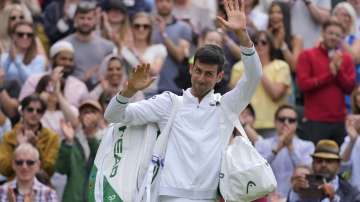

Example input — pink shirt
[19,73,89,107]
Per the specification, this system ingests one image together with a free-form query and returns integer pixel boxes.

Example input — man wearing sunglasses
[0,94,60,181]
[0,143,58,201]
[255,104,315,199]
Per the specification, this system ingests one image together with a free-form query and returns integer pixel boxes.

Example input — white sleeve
[221,45,262,115]
[104,92,172,126]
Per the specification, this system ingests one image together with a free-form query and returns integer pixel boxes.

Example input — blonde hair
[333,2,358,35]
[14,143,40,161]
[351,85,360,114]
[0,4,32,40]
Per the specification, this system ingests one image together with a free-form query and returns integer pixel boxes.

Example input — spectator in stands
[121,11,167,97]
[0,68,11,137]
[351,85,360,114]
[347,0,360,37]
[288,140,360,201]
[255,104,314,198]
[19,40,89,107]
[55,100,103,202]
[230,31,291,137]
[100,0,132,48]
[297,19,356,146]
[244,0,269,35]
[0,143,57,201]
[172,0,215,35]
[290,0,331,49]
[64,1,114,88]
[0,21,46,95]
[237,104,261,145]
[341,113,360,191]
[267,1,303,72]
[91,54,144,102]
[0,3,32,53]
[35,71,79,138]
[42,0,79,44]
[152,0,192,95]
[0,94,59,180]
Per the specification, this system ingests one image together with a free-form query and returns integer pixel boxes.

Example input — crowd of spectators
[0,0,359,201]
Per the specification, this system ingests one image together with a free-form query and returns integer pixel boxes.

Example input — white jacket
[104,45,262,200]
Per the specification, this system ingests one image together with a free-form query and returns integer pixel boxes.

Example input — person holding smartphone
[288,140,360,202]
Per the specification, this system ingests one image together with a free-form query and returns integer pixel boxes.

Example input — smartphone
[297,174,325,198]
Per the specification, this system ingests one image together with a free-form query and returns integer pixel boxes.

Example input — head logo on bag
[110,126,126,178]
[246,181,256,194]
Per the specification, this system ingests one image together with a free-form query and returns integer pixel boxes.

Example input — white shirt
[340,136,360,190]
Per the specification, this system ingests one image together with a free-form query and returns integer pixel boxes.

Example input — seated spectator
[55,100,104,202]
[288,140,360,201]
[255,104,314,198]
[340,113,360,190]
[19,40,89,107]
[230,31,291,137]
[0,3,32,52]
[235,104,261,145]
[0,94,60,180]
[90,54,144,102]
[0,143,57,201]
[0,21,47,91]
[42,0,78,44]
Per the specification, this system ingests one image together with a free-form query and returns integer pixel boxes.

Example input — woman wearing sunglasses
[230,31,291,138]
[120,11,167,97]
[0,21,46,97]
[0,3,32,53]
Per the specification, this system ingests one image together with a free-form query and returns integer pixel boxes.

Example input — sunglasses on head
[25,107,43,114]
[9,15,24,21]
[15,31,34,39]
[277,116,297,124]
[254,39,268,46]
[15,159,36,166]
[133,23,150,30]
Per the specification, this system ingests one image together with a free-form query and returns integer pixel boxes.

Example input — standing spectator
[290,0,331,49]
[64,1,114,88]
[152,0,192,95]
[230,31,291,137]
[348,0,360,37]
[255,104,314,198]
[55,100,103,202]
[172,0,215,35]
[340,111,360,190]
[0,143,58,202]
[42,0,79,44]
[100,0,132,48]
[288,140,360,202]
[297,19,356,146]
[0,94,60,180]
[267,1,303,72]
[0,21,46,95]
[19,40,89,108]
[121,11,167,97]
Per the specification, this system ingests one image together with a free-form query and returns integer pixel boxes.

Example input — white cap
[49,41,74,58]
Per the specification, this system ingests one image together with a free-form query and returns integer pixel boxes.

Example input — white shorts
[159,196,216,202]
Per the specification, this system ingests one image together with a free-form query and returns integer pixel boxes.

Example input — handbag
[219,105,277,202]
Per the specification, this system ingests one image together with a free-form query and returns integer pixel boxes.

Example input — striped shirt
[0,178,58,202]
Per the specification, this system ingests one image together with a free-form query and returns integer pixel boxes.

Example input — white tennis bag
[88,93,181,202]
[219,106,277,202]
